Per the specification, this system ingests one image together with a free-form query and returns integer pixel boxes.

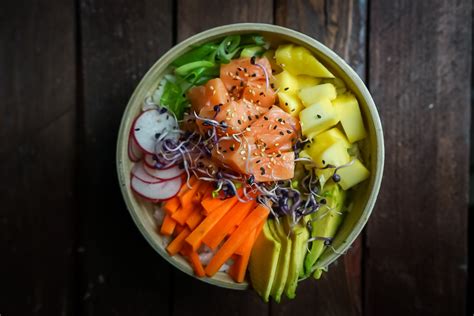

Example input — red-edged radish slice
[143,154,174,169]
[131,162,162,184]
[132,109,179,154]
[128,136,143,162]
[131,175,182,201]
[144,163,184,180]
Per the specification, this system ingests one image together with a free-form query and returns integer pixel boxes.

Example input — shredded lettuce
[159,34,268,119]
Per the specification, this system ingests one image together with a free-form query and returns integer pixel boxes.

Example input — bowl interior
[116,23,384,290]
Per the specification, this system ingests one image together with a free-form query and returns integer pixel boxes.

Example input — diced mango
[337,159,370,190]
[275,44,335,78]
[263,50,282,73]
[306,127,350,159]
[278,91,304,116]
[298,83,337,107]
[313,141,350,168]
[296,75,321,88]
[322,77,347,95]
[333,93,367,143]
[274,70,299,95]
[299,99,339,136]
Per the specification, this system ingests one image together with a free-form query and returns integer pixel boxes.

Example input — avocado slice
[304,182,346,276]
[284,217,310,299]
[269,219,292,303]
[249,220,281,302]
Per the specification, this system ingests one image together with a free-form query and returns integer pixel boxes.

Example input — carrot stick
[194,181,213,204]
[202,200,256,250]
[167,227,191,256]
[229,229,257,283]
[188,251,206,277]
[174,224,185,236]
[172,204,197,226]
[163,197,180,215]
[179,180,202,207]
[160,214,177,236]
[177,176,198,198]
[186,208,204,230]
[235,218,264,255]
[201,197,228,215]
[185,195,239,251]
[205,204,270,277]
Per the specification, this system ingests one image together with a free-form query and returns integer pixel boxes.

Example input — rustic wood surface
[0,0,471,315]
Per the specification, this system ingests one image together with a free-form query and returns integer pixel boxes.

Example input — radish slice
[144,163,184,180]
[128,136,143,162]
[144,154,157,168]
[143,154,174,169]
[131,162,162,184]
[131,175,182,201]
[133,109,179,154]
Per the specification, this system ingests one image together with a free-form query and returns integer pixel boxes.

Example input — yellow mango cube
[274,70,300,95]
[322,77,347,95]
[333,93,367,143]
[299,99,339,136]
[313,141,350,168]
[298,83,337,107]
[278,91,304,116]
[337,159,370,190]
[306,127,350,158]
[296,75,321,88]
[275,44,335,78]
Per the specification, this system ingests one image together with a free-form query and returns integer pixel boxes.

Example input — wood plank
[0,0,77,314]
[171,1,272,315]
[273,0,366,314]
[366,1,470,315]
[177,0,273,41]
[78,0,174,314]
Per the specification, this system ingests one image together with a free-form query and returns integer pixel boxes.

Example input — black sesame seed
[159,108,167,114]
[134,128,140,131]
[255,115,260,119]
[273,125,277,130]
[237,119,242,125]
[248,115,252,121]
[240,81,244,87]
[287,130,292,134]
[332,173,341,182]
[155,133,161,139]
[259,92,264,96]
[322,160,326,164]
[276,154,282,158]
[284,87,289,91]
[264,116,269,120]
[320,199,327,204]
[279,131,284,135]
[250,56,256,65]
[251,73,257,77]
[316,114,322,119]
[256,160,261,163]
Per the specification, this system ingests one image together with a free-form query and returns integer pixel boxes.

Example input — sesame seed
[240,150,246,155]
[264,116,269,120]
[284,87,289,91]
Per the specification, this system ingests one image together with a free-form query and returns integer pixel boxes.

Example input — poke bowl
[116,23,384,300]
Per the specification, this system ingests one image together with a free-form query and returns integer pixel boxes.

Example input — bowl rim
[116,22,384,289]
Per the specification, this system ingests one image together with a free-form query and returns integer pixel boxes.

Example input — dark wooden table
[1,0,471,315]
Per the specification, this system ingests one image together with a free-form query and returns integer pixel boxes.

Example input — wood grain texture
[171,1,273,315]
[366,0,471,315]
[0,0,77,314]
[273,0,366,314]
[78,0,174,314]
[177,0,273,42]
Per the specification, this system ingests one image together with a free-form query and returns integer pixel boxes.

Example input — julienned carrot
[202,200,256,250]
[204,204,270,277]
[235,217,264,255]
[177,176,198,198]
[201,197,228,215]
[174,224,185,236]
[230,229,257,283]
[188,251,206,277]
[186,208,204,230]
[172,204,196,226]
[163,197,180,215]
[167,227,191,256]
[160,214,177,236]
[194,181,213,204]
[179,180,202,207]
[185,195,239,251]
